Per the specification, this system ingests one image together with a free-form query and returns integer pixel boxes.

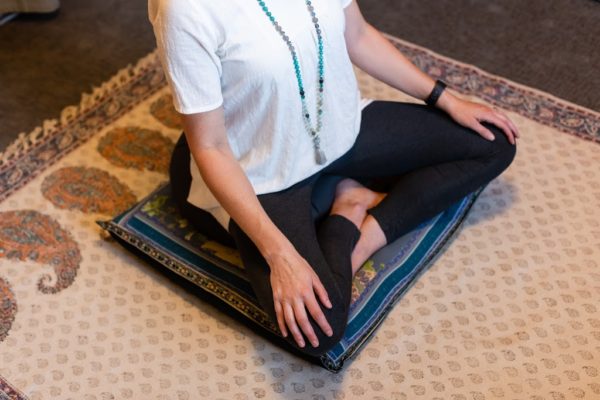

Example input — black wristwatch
[425,79,447,107]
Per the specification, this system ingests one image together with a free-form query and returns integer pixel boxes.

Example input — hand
[438,92,520,145]
[264,241,334,348]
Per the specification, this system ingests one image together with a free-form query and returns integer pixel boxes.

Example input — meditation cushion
[97,181,486,371]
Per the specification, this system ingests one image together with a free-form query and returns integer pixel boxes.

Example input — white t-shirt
[149,0,371,230]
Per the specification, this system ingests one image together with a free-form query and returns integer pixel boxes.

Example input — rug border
[382,33,600,119]
[0,49,160,166]
[382,34,599,146]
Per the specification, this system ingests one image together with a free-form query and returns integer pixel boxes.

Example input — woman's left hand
[440,93,520,145]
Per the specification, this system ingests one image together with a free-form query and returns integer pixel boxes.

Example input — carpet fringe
[0,49,160,167]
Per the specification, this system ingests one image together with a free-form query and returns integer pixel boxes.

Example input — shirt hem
[175,98,224,115]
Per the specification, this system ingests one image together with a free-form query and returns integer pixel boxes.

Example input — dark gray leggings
[169,100,517,356]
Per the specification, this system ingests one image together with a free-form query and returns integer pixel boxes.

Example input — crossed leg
[228,100,516,356]
[323,100,517,276]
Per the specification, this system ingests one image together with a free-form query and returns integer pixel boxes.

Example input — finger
[283,303,305,348]
[312,275,332,309]
[479,114,515,145]
[494,110,520,138]
[505,115,520,138]
[293,299,319,348]
[470,121,496,142]
[273,301,287,337]
[304,294,333,338]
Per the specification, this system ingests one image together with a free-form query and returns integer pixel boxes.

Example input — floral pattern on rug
[0,277,16,342]
[97,126,174,173]
[0,210,81,295]
[41,166,137,215]
[150,93,183,130]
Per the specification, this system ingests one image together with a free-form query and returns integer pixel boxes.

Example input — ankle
[351,214,387,275]
[330,200,366,230]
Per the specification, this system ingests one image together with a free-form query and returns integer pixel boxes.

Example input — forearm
[346,23,457,112]
[190,144,291,260]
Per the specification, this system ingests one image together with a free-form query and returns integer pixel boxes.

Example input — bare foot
[329,178,387,229]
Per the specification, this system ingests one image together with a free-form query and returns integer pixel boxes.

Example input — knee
[482,122,517,173]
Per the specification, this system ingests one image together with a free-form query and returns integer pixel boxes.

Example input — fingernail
[311,340,319,348]
[326,329,333,337]
[326,299,332,308]
[298,340,305,348]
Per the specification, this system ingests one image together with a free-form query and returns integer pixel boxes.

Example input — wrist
[424,79,447,107]
[253,220,293,265]
[435,89,459,114]
[424,79,458,114]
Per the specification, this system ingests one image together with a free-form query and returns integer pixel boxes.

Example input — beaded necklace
[256,0,327,165]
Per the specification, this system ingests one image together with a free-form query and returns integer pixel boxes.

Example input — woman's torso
[150,0,363,230]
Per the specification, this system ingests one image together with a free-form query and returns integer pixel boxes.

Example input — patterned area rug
[1,34,599,399]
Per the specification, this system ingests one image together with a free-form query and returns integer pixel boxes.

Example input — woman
[149,0,519,356]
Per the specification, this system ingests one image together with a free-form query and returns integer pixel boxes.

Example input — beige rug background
[1,36,599,399]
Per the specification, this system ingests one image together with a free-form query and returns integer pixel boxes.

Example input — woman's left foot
[329,178,387,229]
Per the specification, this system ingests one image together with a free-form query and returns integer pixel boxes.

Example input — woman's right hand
[265,241,334,348]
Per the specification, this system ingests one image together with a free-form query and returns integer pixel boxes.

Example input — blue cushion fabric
[97,182,485,371]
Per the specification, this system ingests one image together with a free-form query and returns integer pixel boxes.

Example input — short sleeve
[150,0,224,114]
[341,0,353,8]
